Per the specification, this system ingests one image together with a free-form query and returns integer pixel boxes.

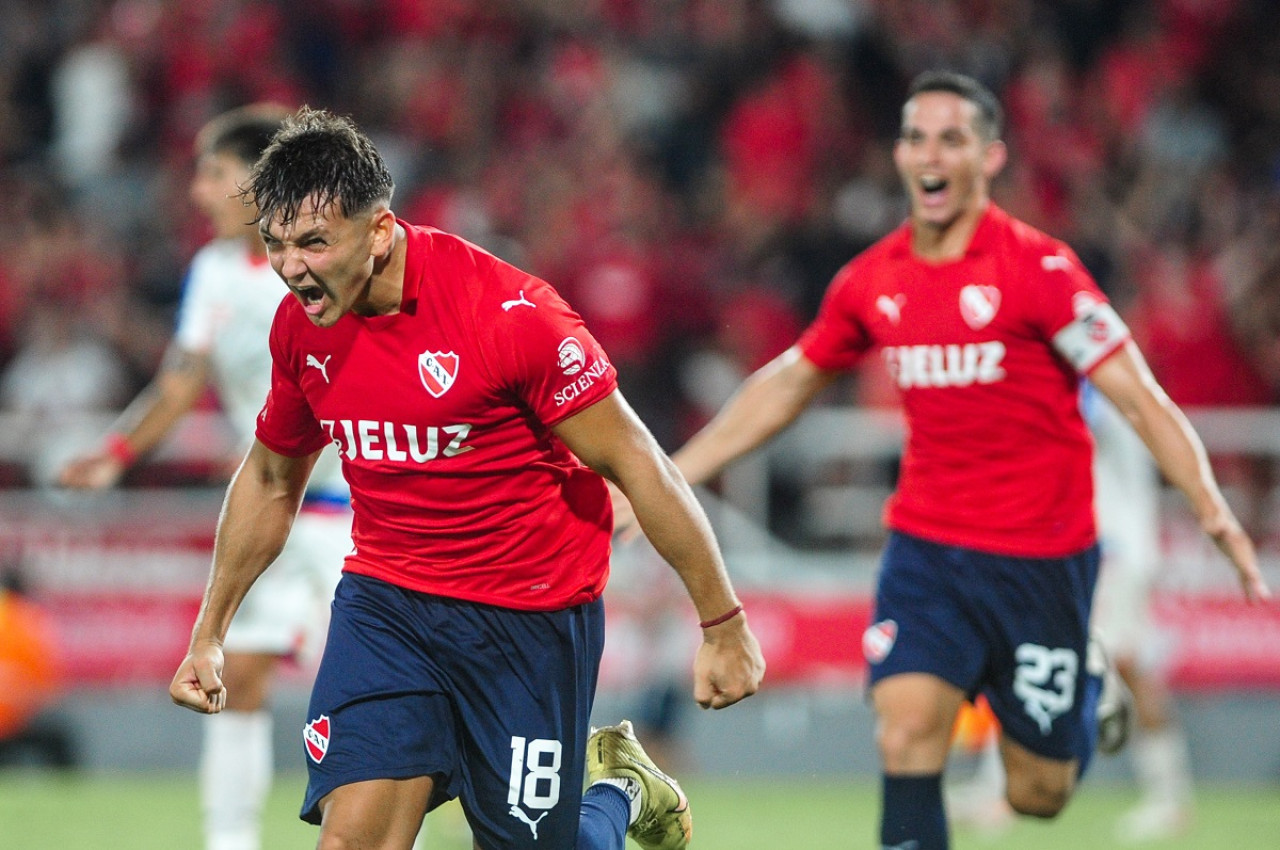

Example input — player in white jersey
[1085,382,1195,841]
[60,104,351,850]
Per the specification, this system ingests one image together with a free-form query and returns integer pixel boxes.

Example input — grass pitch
[2,769,1277,848]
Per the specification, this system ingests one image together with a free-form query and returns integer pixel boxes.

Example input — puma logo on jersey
[883,341,1007,389]
[876,294,906,325]
[320,419,474,463]
[306,354,333,383]
[509,806,549,839]
[502,290,536,311]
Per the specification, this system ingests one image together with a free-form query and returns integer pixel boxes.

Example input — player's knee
[315,826,359,850]
[1004,771,1074,819]
[875,711,952,770]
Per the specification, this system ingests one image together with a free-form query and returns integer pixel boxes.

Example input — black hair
[196,103,292,167]
[245,106,395,227]
[905,70,1004,142]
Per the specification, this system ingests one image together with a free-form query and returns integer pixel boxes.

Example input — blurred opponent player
[1085,381,1195,841]
[60,104,352,850]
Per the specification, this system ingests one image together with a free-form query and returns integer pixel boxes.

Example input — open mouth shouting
[291,281,329,317]
[919,173,949,204]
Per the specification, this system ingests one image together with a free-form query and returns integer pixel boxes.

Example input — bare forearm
[623,455,740,621]
[189,446,311,647]
[676,349,831,486]
[113,352,209,457]
[1124,389,1231,531]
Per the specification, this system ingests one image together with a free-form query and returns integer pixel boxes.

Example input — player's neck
[360,223,408,316]
[910,200,987,263]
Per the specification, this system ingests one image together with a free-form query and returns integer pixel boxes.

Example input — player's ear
[368,206,396,258]
[983,139,1008,180]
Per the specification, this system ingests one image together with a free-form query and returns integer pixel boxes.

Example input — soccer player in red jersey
[619,70,1268,849]
[169,107,764,850]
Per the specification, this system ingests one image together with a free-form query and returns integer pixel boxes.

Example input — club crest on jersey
[557,337,586,376]
[419,351,459,397]
[303,715,330,763]
[863,619,898,664]
[959,284,1001,330]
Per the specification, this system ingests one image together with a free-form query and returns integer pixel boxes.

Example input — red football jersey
[798,205,1129,557]
[256,222,618,610]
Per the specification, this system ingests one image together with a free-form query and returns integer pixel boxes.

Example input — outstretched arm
[554,391,766,709]
[60,344,211,489]
[1090,341,1270,602]
[674,346,838,486]
[169,440,319,713]
[611,346,837,537]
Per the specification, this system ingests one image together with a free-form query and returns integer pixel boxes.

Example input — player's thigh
[300,577,466,825]
[982,545,1100,769]
[865,533,990,692]
[316,776,434,850]
[219,650,279,711]
[448,599,605,850]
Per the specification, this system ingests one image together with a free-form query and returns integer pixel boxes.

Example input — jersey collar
[889,203,1004,261]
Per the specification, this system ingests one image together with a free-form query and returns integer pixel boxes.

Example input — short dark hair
[196,103,292,167]
[905,70,1004,142]
[245,106,395,227]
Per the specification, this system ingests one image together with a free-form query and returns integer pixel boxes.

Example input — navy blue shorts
[300,573,605,849]
[865,532,1101,767]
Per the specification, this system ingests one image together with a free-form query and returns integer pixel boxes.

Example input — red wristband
[104,433,138,467]
[699,604,743,629]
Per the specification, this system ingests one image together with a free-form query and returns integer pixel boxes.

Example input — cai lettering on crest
[419,350,459,398]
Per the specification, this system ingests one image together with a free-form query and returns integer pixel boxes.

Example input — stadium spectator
[0,561,74,769]
[0,298,131,487]
[3,2,1280,474]
[59,104,353,850]
[615,70,1267,850]
[167,107,764,850]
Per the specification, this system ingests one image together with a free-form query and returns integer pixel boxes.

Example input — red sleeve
[796,260,873,371]
[1030,244,1131,373]
[483,259,618,426]
[255,311,331,458]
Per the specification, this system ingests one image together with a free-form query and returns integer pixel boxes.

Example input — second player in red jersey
[615,70,1265,850]
[799,203,1128,557]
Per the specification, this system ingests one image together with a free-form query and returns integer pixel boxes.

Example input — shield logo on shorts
[303,714,330,763]
[419,351,459,397]
[862,619,898,664]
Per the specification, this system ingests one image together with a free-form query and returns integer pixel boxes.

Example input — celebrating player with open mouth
[168,106,763,850]
[615,70,1267,850]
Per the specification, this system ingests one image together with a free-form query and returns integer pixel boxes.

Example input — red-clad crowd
[1,0,1277,460]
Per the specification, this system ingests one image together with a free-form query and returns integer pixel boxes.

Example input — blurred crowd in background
[2,0,1279,470]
